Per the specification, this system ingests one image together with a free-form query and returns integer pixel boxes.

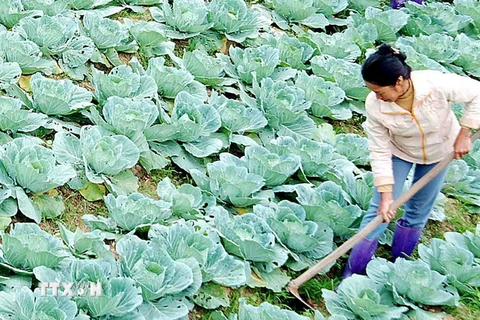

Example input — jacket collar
[380,71,433,114]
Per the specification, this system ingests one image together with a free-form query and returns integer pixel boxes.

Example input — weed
[422,198,480,243]
[110,8,152,22]
[329,114,366,136]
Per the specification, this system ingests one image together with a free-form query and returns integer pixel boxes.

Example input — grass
[173,40,190,58]
[298,273,341,313]
[329,113,367,136]
[39,185,108,236]
[39,163,193,236]
[422,198,480,242]
[449,305,480,320]
[110,7,153,22]
[191,285,316,319]
[457,290,480,320]
[447,287,480,320]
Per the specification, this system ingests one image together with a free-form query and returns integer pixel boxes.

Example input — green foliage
[0,0,479,318]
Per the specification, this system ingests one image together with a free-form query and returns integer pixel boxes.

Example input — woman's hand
[378,192,395,223]
[454,127,471,159]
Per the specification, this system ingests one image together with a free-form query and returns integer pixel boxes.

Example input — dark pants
[391,0,423,9]
[361,156,449,240]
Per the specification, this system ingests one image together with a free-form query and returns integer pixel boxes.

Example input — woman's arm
[365,101,396,222]
[432,71,480,158]
[433,71,480,129]
[454,126,472,159]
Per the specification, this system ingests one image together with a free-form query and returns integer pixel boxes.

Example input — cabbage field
[1,0,480,319]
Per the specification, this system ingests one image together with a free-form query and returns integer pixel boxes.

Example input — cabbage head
[156,0,213,39]
[91,64,158,105]
[0,137,76,194]
[30,73,93,115]
[81,126,140,178]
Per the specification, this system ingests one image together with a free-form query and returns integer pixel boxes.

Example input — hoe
[287,130,480,309]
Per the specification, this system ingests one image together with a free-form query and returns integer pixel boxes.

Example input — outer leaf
[146,57,208,100]
[30,73,93,115]
[0,31,56,75]
[224,45,279,84]
[364,7,409,42]
[81,126,140,177]
[208,0,264,43]
[91,65,158,105]
[31,194,65,219]
[15,187,41,223]
[137,298,189,320]
[0,287,77,320]
[0,59,21,89]
[0,96,47,133]
[79,182,106,202]
[0,0,42,29]
[83,12,137,51]
[1,223,69,271]
[105,193,171,231]
[193,282,230,309]
[183,49,225,86]
[159,0,213,38]
[237,298,309,319]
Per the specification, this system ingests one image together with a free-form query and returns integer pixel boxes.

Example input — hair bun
[377,43,407,63]
[395,50,407,63]
[377,43,394,55]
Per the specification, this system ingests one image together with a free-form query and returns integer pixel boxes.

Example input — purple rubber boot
[391,219,423,260]
[342,238,379,279]
[391,0,423,9]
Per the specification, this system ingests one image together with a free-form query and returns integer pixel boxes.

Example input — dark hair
[361,43,412,86]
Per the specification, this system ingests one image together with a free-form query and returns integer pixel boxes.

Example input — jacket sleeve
[365,97,394,187]
[432,71,480,129]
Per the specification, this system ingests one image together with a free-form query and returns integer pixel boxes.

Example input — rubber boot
[342,238,379,279]
[391,0,423,9]
[391,219,423,261]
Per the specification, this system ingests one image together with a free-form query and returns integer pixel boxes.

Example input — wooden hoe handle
[287,130,480,299]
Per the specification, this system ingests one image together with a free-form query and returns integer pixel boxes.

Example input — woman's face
[365,76,407,103]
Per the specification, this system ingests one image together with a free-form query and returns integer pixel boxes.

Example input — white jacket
[365,70,480,187]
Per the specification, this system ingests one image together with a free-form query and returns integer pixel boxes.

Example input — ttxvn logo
[39,281,103,297]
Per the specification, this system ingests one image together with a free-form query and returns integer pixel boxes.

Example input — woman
[342,44,480,278]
